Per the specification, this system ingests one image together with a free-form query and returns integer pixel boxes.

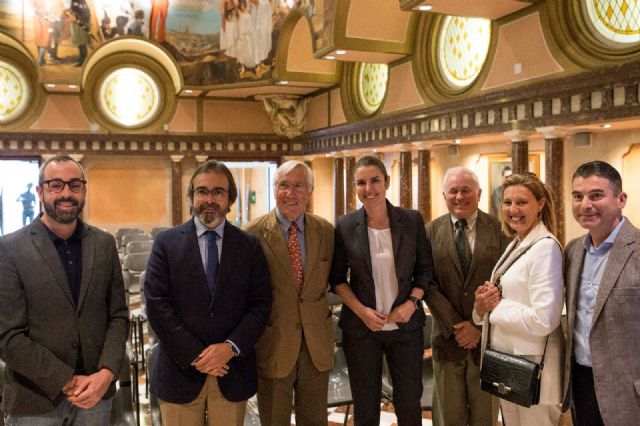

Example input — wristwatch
[408,296,422,311]
[226,341,240,357]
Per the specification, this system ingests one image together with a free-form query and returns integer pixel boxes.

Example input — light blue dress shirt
[275,209,307,270]
[573,218,625,366]
[194,216,224,266]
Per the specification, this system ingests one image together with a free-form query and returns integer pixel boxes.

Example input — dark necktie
[455,219,472,278]
[205,230,219,297]
[288,222,304,288]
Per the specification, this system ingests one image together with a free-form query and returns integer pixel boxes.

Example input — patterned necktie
[288,221,304,288]
[205,230,219,297]
[455,219,472,278]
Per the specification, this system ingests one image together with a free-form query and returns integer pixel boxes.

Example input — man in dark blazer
[245,161,334,426]
[425,167,509,426]
[145,160,272,426]
[0,155,129,425]
[562,161,640,426]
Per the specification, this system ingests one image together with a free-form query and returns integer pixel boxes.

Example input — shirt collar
[43,218,84,243]
[194,215,226,239]
[275,208,305,232]
[450,210,478,231]
[583,217,625,253]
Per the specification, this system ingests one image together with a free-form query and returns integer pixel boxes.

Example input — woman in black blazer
[329,155,433,426]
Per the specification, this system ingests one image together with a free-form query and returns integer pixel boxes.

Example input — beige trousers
[158,375,247,426]
[500,400,562,426]
[257,339,329,426]
[432,352,499,426]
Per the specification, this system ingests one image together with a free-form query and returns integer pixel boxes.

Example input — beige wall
[311,157,335,224]
[83,155,172,234]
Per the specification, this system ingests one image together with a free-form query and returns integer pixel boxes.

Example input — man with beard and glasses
[0,155,129,426]
[145,160,272,426]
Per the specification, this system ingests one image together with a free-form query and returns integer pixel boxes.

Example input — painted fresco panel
[0,0,321,85]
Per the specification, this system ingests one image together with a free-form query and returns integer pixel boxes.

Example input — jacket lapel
[567,236,586,333]
[388,203,402,265]
[263,212,294,276]
[467,212,489,286]
[303,213,320,288]
[182,219,211,303]
[30,218,75,307]
[215,221,239,301]
[76,225,95,312]
[356,207,373,278]
[592,221,635,325]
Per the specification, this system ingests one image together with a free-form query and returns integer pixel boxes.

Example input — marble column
[334,154,345,221]
[417,146,431,222]
[345,156,357,213]
[170,155,184,226]
[305,159,314,214]
[538,126,567,245]
[504,130,533,174]
[399,147,412,209]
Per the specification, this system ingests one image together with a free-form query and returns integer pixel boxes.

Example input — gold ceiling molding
[412,13,498,104]
[0,40,45,131]
[80,52,177,134]
[274,9,340,84]
[315,0,418,62]
[543,0,640,69]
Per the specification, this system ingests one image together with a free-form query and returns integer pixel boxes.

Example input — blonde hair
[500,173,557,237]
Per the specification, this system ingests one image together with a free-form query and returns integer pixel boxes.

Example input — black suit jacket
[0,217,129,415]
[329,202,433,336]
[145,218,272,403]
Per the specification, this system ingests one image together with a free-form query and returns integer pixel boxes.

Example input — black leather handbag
[480,346,543,407]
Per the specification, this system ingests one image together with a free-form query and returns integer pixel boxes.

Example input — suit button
[210,313,214,318]
[72,342,78,349]
[464,292,468,296]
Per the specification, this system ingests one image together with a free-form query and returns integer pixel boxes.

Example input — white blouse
[368,227,399,331]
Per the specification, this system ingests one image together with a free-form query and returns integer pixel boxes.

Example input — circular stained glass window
[438,16,491,89]
[357,63,389,114]
[0,60,30,124]
[98,67,161,128]
[583,0,640,44]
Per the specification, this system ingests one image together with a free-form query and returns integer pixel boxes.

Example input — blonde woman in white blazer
[473,173,565,426]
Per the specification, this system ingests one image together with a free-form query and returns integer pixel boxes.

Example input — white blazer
[475,222,565,404]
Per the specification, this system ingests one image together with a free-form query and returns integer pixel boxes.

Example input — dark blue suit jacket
[144,218,272,403]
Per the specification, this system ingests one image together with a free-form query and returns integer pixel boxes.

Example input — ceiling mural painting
[0,0,322,86]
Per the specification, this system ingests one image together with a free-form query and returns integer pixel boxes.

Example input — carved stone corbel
[256,94,310,139]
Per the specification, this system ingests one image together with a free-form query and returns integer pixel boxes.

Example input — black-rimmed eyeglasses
[42,179,87,193]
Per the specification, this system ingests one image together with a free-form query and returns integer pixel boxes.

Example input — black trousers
[342,327,423,426]
[571,359,605,426]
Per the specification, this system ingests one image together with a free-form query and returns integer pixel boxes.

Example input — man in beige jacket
[245,160,334,426]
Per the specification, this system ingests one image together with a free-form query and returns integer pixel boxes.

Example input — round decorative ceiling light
[437,16,491,88]
[0,60,30,124]
[583,0,640,44]
[98,67,161,128]
[357,63,389,115]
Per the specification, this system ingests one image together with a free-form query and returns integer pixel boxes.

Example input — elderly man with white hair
[245,160,335,426]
